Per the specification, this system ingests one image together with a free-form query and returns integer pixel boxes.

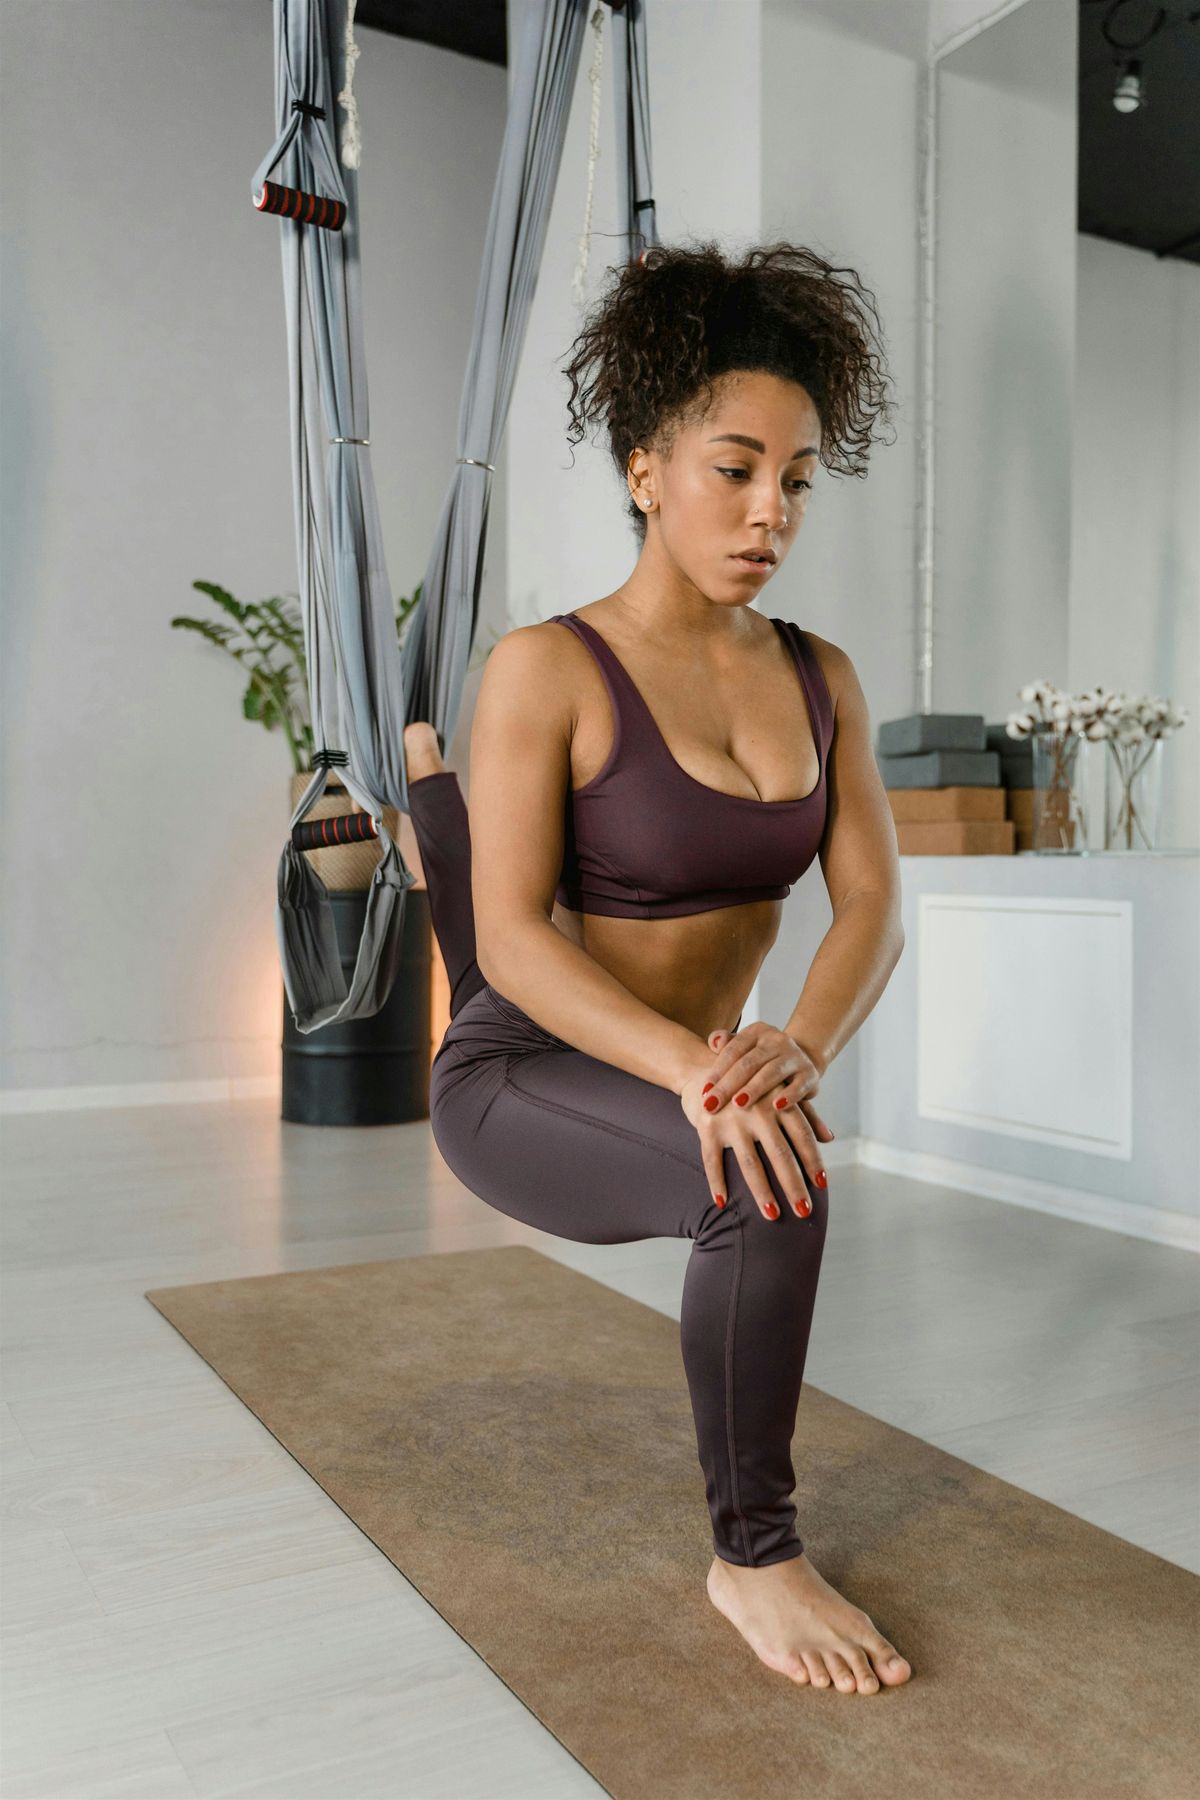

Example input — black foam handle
[291,810,377,852]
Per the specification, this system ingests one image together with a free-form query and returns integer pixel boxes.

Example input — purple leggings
[411,769,829,1566]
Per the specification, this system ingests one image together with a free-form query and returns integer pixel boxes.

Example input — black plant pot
[281,886,433,1126]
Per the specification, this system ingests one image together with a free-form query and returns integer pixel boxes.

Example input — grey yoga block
[876,749,1001,788]
[986,721,1026,752]
[990,726,1035,788]
[877,714,987,756]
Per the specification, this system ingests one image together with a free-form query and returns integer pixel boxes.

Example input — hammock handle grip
[254,178,346,232]
[292,810,377,853]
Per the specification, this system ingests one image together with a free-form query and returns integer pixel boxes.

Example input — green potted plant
[171,578,499,885]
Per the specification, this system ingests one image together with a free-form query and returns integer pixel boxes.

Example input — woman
[405,242,909,1695]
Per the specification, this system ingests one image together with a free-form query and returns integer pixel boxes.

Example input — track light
[1112,57,1143,113]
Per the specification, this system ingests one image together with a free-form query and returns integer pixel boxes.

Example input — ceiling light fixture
[1113,56,1143,112]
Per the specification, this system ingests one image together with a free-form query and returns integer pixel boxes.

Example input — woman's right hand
[678,1068,827,1220]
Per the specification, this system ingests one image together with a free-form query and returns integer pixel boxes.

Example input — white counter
[854,852,1199,1246]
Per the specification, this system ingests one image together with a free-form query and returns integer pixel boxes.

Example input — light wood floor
[3,1099,1197,1799]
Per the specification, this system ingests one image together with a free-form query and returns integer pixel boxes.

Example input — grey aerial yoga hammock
[250,0,659,1033]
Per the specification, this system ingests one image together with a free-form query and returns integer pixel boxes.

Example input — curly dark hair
[560,239,898,538]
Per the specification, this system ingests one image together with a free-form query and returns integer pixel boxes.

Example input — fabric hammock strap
[267,0,657,1033]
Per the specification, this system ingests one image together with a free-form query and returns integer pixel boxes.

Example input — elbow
[476,916,552,991]
[836,885,903,931]
[834,886,905,963]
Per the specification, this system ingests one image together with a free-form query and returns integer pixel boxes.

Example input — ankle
[712,1551,807,1579]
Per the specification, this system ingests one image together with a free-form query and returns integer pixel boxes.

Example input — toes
[862,1626,911,1683]
[823,1652,859,1695]
[402,721,446,782]
[841,1647,880,1694]
[786,1657,811,1686]
[802,1652,832,1689]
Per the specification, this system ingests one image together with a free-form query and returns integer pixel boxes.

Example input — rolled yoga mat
[144,1246,1198,1800]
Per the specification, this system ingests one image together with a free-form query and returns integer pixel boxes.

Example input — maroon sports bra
[550,612,833,920]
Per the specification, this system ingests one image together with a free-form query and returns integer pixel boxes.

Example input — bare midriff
[551,897,784,1041]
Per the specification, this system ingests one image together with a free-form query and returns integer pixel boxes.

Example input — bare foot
[707,1552,912,1694]
[403,720,446,783]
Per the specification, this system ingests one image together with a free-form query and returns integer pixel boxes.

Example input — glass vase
[1104,736,1164,852]
[1031,729,1088,852]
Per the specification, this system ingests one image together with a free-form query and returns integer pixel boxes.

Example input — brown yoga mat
[145,1246,1198,1799]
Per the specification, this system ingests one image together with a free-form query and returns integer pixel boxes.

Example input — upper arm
[811,635,904,925]
[466,621,574,976]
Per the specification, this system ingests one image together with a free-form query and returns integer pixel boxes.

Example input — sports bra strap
[552,612,636,690]
[550,612,666,746]
[784,621,834,753]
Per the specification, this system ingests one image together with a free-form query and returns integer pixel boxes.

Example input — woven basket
[287,771,426,894]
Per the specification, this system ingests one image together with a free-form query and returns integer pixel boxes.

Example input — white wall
[1070,235,1200,850]
[505,0,765,633]
[0,0,508,1098]
[933,0,1078,740]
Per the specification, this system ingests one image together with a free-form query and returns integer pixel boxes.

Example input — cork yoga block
[887,786,1008,822]
[894,819,1017,855]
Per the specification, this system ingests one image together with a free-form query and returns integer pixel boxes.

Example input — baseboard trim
[0,1075,279,1114]
[853,1135,1199,1252]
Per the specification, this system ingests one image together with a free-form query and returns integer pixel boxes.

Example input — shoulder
[486,612,608,678]
[475,616,586,721]
[788,626,856,716]
[481,615,572,680]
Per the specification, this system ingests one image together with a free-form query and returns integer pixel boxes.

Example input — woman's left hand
[700,1023,833,1139]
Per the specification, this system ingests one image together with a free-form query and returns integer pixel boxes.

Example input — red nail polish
[702,1082,714,1093]
[704,1094,720,1112]
[734,1092,749,1107]
[774,1096,787,1110]
[814,1169,828,1188]
[764,1200,780,1219]
[713,1193,726,1208]
[797,1199,811,1217]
